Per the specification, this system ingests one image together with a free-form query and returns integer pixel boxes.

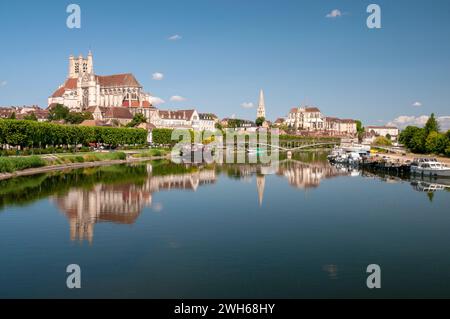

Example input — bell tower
[68,51,94,79]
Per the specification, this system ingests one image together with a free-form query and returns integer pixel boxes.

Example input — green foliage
[424,113,440,135]
[8,112,16,119]
[23,112,38,121]
[373,136,392,146]
[65,111,93,124]
[48,104,69,121]
[127,113,147,127]
[152,128,175,145]
[425,131,448,154]
[0,119,147,149]
[255,117,265,127]
[355,120,364,133]
[399,115,450,156]
[0,156,46,173]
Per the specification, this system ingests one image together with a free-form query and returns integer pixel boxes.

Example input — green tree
[255,117,265,127]
[424,113,440,135]
[410,129,427,153]
[8,112,16,119]
[355,120,364,133]
[127,113,147,127]
[373,136,392,146]
[425,131,448,154]
[23,112,38,121]
[48,104,69,121]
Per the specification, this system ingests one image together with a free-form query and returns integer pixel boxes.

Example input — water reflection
[1,155,449,244]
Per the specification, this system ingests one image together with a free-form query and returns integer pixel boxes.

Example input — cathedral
[48,52,153,112]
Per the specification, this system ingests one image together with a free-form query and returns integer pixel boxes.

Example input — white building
[366,126,399,140]
[158,110,200,130]
[48,52,153,112]
[198,113,218,131]
[287,106,324,130]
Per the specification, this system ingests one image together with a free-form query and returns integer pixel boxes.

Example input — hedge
[0,119,148,148]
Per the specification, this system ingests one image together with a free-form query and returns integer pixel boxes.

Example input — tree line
[0,119,148,149]
[399,113,450,156]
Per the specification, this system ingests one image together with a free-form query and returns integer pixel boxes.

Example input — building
[158,109,200,130]
[0,105,49,122]
[87,106,134,126]
[325,117,357,135]
[48,52,153,112]
[257,89,266,119]
[287,106,324,130]
[366,126,399,140]
[198,113,218,132]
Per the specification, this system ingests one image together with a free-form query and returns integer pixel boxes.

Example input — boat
[410,158,450,177]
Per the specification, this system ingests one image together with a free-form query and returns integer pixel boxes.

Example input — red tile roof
[51,78,79,97]
[305,107,321,113]
[104,107,133,119]
[96,74,141,88]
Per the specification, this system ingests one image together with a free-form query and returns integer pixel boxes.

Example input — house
[286,106,324,130]
[325,117,357,135]
[365,126,399,140]
[158,109,200,130]
[198,113,218,132]
[87,106,134,126]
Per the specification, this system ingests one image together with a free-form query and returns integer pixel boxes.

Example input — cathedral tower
[257,89,266,119]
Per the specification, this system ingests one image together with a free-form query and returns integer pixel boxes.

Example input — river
[1,151,450,298]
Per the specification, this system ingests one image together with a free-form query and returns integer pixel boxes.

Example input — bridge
[229,141,339,152]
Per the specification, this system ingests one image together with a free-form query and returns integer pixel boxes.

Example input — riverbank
[376,152,450,165]
[0,152,170,181]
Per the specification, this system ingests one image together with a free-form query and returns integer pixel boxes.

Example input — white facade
[366,126,399,140]
[48,52,153,112]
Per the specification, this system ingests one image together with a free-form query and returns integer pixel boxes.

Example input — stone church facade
[48,52,153,112]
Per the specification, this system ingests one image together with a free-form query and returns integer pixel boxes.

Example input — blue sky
[0,0,449,128]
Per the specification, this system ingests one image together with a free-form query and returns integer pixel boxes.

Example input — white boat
[410,158,450,177]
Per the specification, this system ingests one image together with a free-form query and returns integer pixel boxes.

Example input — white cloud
[241,102,254,109]
[152,72,164,80]
[387,115,450,131]
[0,80,7,87]
[326,9,342,18]
[170,95,186,102]
[149,96,165,105]
[412,101,422,107]
[168,34,182,41]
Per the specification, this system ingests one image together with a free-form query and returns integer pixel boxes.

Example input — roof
[366,125,398,129]
[304,107,321,113]
[199,113,218,120]
[79,120,108,127]
[274,118,285,124]
[159,109,196,120]
[104,107,133,119]
[51,78,78,97]
[96,74,141,88]
[122,100,154,108]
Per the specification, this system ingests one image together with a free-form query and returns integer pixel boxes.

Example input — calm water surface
[1,152,450,298]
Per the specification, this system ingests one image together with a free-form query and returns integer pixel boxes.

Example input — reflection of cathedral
[52,160,347,243]
[278,160,348,189]
[53,166,216,243]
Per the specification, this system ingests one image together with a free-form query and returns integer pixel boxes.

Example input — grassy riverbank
[0,156,46,173]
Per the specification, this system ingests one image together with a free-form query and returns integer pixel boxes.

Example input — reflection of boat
[411,158,450,177]
[411,181,447,192]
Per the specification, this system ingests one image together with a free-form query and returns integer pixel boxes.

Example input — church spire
[257,89,266,119]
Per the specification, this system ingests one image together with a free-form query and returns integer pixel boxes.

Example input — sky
[0,0,450,129]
